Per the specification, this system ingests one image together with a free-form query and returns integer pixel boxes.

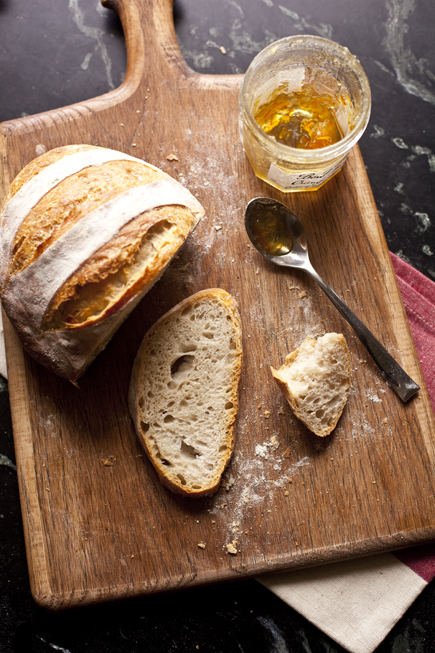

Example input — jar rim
[239,35,372,162]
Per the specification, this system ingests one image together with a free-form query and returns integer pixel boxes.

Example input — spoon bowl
[245,197,420,403]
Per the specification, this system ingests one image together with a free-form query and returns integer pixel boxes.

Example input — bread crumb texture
[129,289,243,497]
[271,333,351,437]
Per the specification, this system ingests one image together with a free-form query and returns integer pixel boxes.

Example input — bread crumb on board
[166,153,179,161]
[198,542,206,549]
[226,541,238,555]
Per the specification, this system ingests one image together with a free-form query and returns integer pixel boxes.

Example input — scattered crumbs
[215,225,223,231]
[120,123,124,127]
[382,418,388,423]
[166,153,179,161]
[284,490,289,496]
[380,570,383,574]
[278,410,285,415]
[295,541,299,546]
[103,458,113,466]
[211,520,216,524]
[298,291,307,299]
[198,542,206,549]
[45,487,50,491]
[302,482,305,485]
[255,268,260,274]
[223,476,235,491]
[372,481,377,484]
[226,541,238,555]
[131,554,135,559]
[263,410,271,419]
[282,448,291,459]
[132,143,137,147]
[219,46,226,54]
[257,403,262,409]
[288,478,293,484]
[220,502,228,509]
[136,109,140,113]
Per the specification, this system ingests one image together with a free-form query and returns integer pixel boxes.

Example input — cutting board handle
[103,0,241,90]
[0,0,240,140]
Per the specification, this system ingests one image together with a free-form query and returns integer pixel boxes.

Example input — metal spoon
[245,197,420,403]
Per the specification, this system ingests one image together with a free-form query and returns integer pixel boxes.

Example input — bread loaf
[271,333,351,437]
[0,145,204,382]
[128,289,243,498]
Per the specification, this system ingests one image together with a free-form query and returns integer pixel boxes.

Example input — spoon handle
[307,267,420,402]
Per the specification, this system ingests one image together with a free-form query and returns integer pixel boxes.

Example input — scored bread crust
[128,289,243,498]
[271,333,351,437]
[0,145,204,382]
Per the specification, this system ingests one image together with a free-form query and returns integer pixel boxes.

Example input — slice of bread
[271,333,351,437]
[128,289,243,497]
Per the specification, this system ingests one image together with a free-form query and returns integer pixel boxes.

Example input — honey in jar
[254,89,344,150]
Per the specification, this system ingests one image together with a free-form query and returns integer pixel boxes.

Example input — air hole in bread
[225,401,234,410]
[202,331,215,339]
[171,354,194,378]
[177,473,187,485]
[219,445,227,452]
[140,420,150,433]
[316,409,325,418]
[163,414,175,423]
[229,338,236,350]
[192,485,202,489]
[181,441,201,458]
[138,397,144,408]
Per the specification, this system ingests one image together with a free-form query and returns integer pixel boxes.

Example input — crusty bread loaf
[128,289,243,498]
[0,145,204,382]
[271,333,351,437]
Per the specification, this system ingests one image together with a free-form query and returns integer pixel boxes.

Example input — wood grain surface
[1,0,434,610]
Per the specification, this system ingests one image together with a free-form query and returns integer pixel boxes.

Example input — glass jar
[239,35,371,192]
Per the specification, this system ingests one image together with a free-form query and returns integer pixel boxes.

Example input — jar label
[266,159,344,190]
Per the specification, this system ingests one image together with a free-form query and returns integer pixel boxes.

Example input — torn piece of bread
[271,333,351,437]
[0,145,204,382]
[129,289,243,497]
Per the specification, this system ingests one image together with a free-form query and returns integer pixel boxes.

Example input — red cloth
[390,252,435,582]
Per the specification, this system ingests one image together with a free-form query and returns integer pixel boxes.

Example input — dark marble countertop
[0,1,434,652]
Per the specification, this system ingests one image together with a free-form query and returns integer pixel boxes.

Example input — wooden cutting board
[1,0,434,610]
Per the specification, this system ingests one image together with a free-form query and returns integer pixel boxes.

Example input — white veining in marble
[383,0,435,105]
[278,5,333,39]
[0,454,16,471]
[370,124,386,139]
[257,616,292,652]
[68,0,114,89]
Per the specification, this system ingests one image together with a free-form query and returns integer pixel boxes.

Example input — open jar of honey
[239,35,371,192]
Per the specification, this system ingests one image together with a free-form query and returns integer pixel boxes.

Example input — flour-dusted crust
[129,289,243,498]
[0,145,204,382]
